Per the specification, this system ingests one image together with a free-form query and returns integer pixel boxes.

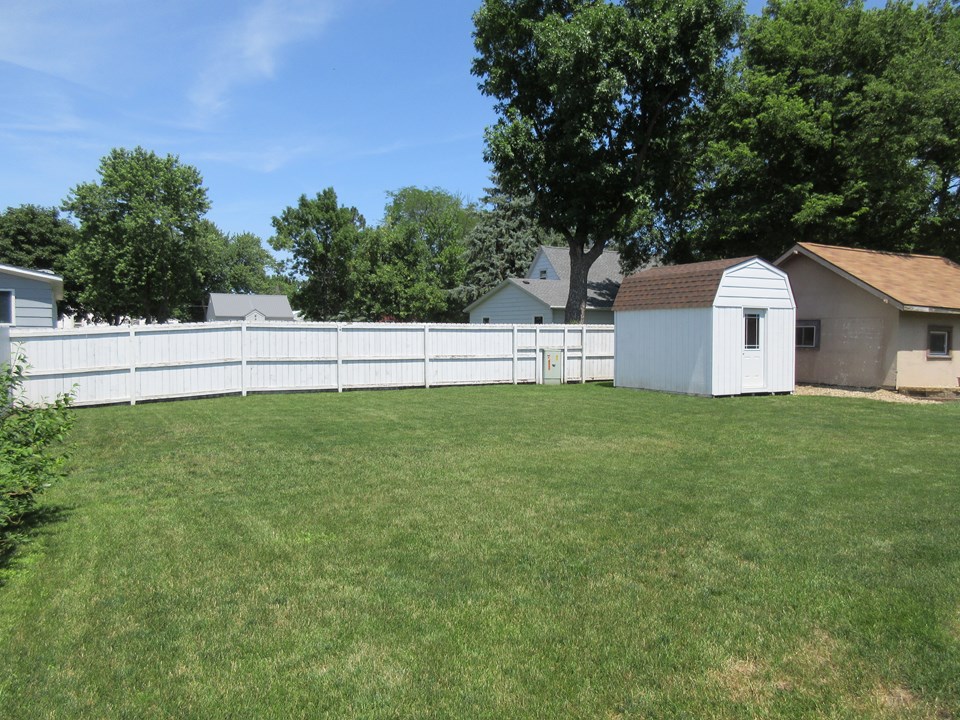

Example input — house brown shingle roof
[613,257,755,311]
[780,243,960,311]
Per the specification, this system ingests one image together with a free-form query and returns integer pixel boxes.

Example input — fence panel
[10,321,614,406]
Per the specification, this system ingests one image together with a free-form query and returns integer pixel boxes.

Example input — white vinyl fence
[10,322,614,406]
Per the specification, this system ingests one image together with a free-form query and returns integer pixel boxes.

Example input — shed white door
[742,309,766,390]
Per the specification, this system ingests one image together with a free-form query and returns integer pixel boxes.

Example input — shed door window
[0,291,12,324]
[744,312,761,350]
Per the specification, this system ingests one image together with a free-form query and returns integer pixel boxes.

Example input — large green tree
[64,147,212,323]
[269,188,366,321]
[688,0,960,262]
[453,179,564,307]
[473,0,743,321]
[0,205,83,315]
[369,187,479,321]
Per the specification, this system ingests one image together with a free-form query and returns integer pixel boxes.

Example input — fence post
[423,325,431,389]
[562,326,568,384]
[240,322,247,397]
[535,326,541,384]
[129,325,137,406]
[512,325,518,384]
[581,326,586,383]
[336,323,343,393]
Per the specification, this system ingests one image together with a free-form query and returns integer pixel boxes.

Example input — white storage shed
[613,256,795,396]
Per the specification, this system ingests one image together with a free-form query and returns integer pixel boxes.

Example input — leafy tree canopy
[63,147,212,324]
[473,0,743,321]
[686,0,960,262]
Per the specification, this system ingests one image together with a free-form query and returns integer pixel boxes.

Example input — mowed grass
[1,383,958,719]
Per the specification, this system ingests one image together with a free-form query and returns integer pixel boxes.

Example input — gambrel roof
[613,257,755,311]
[776,243,960,313]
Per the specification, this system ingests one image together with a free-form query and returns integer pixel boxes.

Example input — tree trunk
[563,240,606,324]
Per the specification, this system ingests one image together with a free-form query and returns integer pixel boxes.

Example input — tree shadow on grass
[0,504,73,586]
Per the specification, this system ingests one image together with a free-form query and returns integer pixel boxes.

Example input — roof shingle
[613,257,755,311]
[782,243,960,311]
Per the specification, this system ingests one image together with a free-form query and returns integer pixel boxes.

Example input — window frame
[533,315,544,325]
[796,319,820,350]
[538,269,548,280]
[744,312,761,350]
[0,289,15,326]
[927,325,952,359]
[481,317,490,324]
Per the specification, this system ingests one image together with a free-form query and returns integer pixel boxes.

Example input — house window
[927,326,952,359]
[796,320,820,349]
[0,290,13,325]
[482,317,490,324]
[744,312,760,349]
[533,316,544,325]
[539,269,547,279]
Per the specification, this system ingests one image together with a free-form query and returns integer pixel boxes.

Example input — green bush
[0,356,75,553]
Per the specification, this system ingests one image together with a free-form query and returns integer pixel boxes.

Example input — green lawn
[1,384,958,719]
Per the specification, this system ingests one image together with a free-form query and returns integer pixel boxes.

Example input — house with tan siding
[775,243,960,391]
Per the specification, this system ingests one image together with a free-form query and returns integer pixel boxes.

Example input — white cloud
[189,0,338,121]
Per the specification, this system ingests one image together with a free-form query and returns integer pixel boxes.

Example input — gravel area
[793,384,937,403]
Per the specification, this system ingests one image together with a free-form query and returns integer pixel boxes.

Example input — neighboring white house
[206,293,295,322]
[0,263,63,328]
[613,256,795,396]
[465,246,623,324]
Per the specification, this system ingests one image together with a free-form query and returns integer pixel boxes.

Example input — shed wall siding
[615,308,713,394]
[0,273,57,327]
[469,285,550,324]
[715,260,795,309]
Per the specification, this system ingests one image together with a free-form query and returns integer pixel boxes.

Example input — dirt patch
[794,385,937,404]
[711,658,767,704]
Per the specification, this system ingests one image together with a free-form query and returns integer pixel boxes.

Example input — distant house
[205,293,294,322]
[775,242,960,390]
[614,257,795,396]
[465,246,623,324]
[0,263,63,328]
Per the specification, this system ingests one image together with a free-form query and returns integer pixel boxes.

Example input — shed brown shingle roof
[782,243,960,311]
[613,257,755,311]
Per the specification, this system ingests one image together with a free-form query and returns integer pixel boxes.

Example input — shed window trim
[0,289,14,326]
[927,325,952,359]
[796,319,820,350]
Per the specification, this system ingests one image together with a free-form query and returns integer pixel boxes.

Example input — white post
[240,322,247,397]
[535,326,541,385]
[581,325,586,383]
[423,324,431,389]
[562,326,568,384]
[512,325,518,384]
[336,324,343,393]
[129,325,137,406]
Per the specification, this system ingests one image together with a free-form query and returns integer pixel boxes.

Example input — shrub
[0,355,75,553]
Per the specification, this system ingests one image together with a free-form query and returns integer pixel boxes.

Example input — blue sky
[1,0,773,247]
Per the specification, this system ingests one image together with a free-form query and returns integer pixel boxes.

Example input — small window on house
[927,326,952,359]
[796,320,820,349]
[539,269,547,280]
[0,291,13,325]
[744,312,760,350]
[533,316,544,325]
[482,317,490,324]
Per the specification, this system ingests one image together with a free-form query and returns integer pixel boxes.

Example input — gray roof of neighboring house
[207,293,294,320]
[535,246,624,285]
[505,277,620,310]
[466,246,625,312]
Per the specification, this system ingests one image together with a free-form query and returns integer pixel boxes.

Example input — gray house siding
[0,273,58,328]
[469,284,551,323]
[528,253,561,280]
